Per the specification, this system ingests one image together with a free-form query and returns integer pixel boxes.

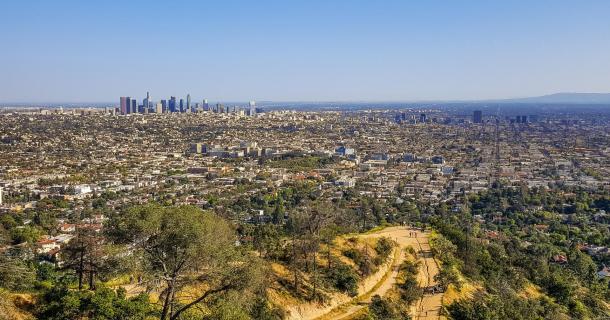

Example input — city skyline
[116,91,259,115]
[2,1,610,103]
[3,91,610,106]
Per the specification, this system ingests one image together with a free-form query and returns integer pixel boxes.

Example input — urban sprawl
[1,99,609,319]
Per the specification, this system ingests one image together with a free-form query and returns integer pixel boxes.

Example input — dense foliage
[431,184,610,319]
[1,176,609,319]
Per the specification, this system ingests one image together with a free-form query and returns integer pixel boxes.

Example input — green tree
[10,225,42,245]
[108,204,265,320]
[62,226,104,290]
[37,283,153,320]
[368,295,403,320]
[0,254,35,291]
[324,260,359,296]
[253,224,282,260]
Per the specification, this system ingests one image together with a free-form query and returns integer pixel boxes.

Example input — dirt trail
[286,226,443,320]
[412,232,443,320]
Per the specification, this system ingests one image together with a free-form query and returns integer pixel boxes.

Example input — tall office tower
[126,97,132,114]
[186,94,191,112]
[179,99,184,112]
[419,113,427,123]
[249,100,256,116]
[120,97,130,115]
[131,100,137,113]
[169,96,177,112]
[155,102,163,114]
[215,103,222,113]
[195,103,200,112]
[143,91,150,112]
[161,100,168,113]
[521,115,527,123]
[203,99,209,111]
[473,110,483,123]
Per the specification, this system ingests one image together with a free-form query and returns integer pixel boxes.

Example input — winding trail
[286,226,443,320]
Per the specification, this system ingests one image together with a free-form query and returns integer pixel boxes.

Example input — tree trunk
[362,213,367,230]
[88,269,95,290]
[292,234,298,292]
[78,250,84,290]
[160,281,175,320]
[169,288,176,317]
[312,251,317,299]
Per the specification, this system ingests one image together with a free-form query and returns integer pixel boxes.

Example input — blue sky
[1,0,610,103]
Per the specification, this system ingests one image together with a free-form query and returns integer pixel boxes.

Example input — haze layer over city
[1,1,610,320]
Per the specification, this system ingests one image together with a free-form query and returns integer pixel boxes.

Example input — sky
[1,0,610,103]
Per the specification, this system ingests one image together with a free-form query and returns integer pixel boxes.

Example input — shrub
[324,261,360,296]
[375,237,394,259]
[368,295,404,320]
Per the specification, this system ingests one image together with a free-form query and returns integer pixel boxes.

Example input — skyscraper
[143,91,151,112]
[473,110,483,123]
[186,94,191,112]
[179,99,184,112]
[203,99,209,111]
[131,99,137,114]
[161,99,168,113]
[419,113,427,123]
[169,96,177,112]
[249,101,256,116]
[120,97,130,115]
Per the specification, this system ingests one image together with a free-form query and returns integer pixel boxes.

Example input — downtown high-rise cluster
[118,92,259,116]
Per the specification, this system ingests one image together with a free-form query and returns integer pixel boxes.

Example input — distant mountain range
[491,92,610,104]
[264,93,610,107]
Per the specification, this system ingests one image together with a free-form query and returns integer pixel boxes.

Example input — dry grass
[442,281,480,305]
[0,291,35,320]
[519,283,543,299]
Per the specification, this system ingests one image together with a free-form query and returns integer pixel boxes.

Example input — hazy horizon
[4,92,610,106]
